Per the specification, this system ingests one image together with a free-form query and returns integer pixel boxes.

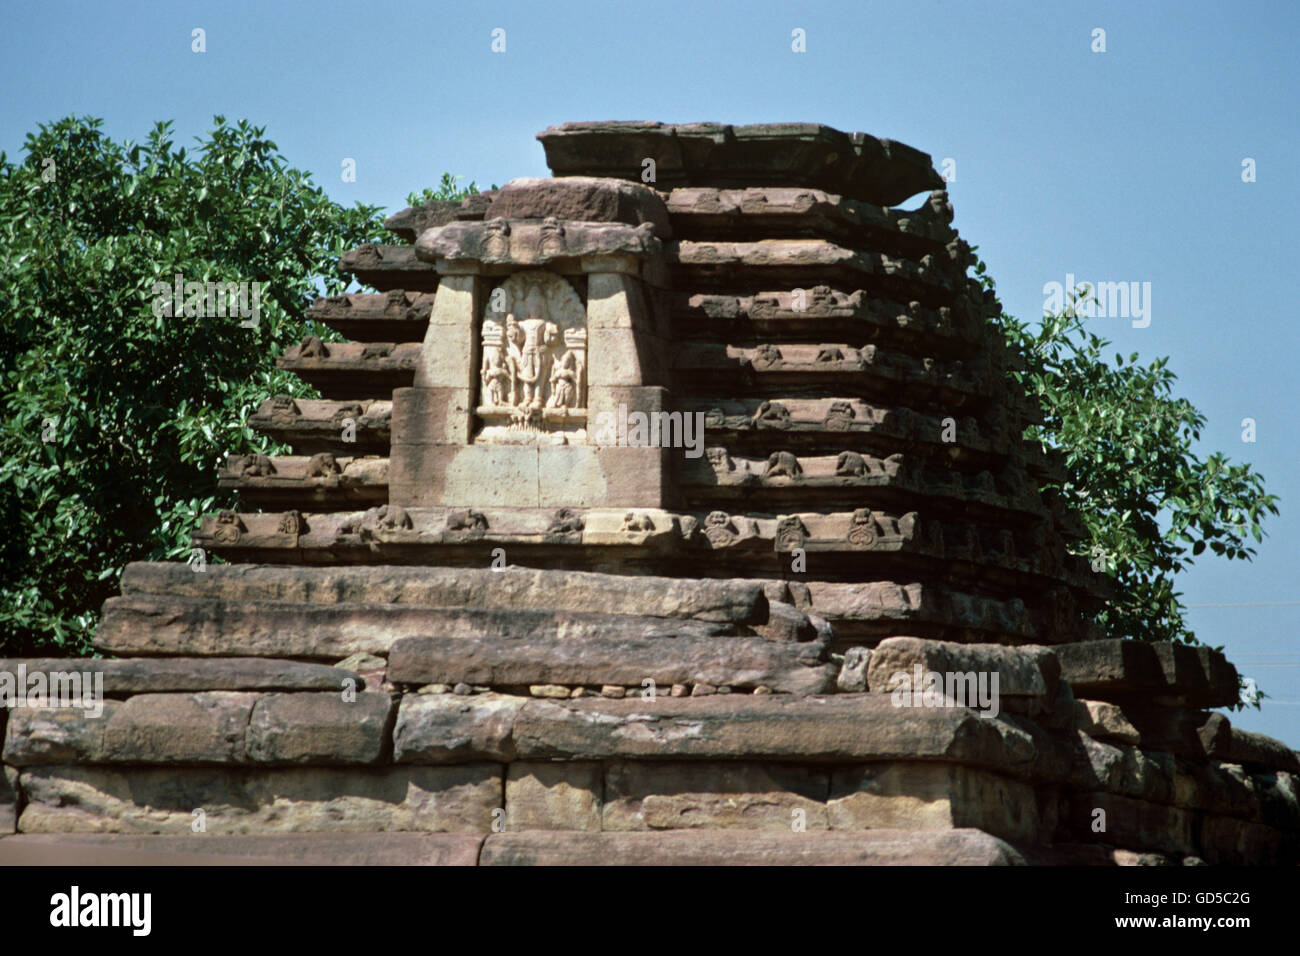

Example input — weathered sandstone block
[245,692,393,764]
[4,701,121,765]
[1073,699,1141,745]
[602,762,829,831]
[0,656,361,694]
[18,765,501,834]
[537,122,944,207]
[120,563,766,624]
[393,692,524,763]
[1219,728,1300,774]
[510,694,1044,773]
[387,633,833,694]
[96,596,735,659]
[479,828,1024,866]
[505,762,602,831]
[1066,732,1175,805]
[6,692,392,766]
[101,692,257,764]
[836,646,870,692]
[1065,792,1195,856]
[1055,640,1237,707]
[1198,815,1293,866]
[866,636,1058,702]
[487,177,672,237]
[828,763,1043,844]
[0,832,484,867]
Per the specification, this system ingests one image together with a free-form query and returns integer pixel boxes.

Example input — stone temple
[1,122,1296,865]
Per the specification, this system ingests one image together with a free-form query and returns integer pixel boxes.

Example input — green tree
[0,116,400,655]
[979,259,1279,655]
[405,171,484,206]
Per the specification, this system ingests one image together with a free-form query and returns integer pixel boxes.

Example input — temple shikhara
[1,122,1296,865]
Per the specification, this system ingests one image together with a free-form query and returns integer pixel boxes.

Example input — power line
[1187,601,1300,608]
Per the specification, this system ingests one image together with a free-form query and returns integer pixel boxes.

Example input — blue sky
[3,0,1297,739]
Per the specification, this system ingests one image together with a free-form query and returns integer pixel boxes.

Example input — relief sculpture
[478,270,587,443]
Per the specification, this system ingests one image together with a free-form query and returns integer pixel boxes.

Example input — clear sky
[3,0,1297,739]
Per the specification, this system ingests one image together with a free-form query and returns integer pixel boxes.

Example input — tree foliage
[405,171,485,207]
[0,116,392,654]
[981,259,1279,651]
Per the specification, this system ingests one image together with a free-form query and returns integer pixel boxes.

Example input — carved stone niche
[476,269,587,445]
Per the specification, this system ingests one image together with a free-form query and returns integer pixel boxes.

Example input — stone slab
[96,596,736,659]
[827,763,1043,844]
[6,692,393,766]
[17,765,501,833]
[487,177,672,237]
[245,692,393,764]
[509,694,1045,774]
[866,636,1058,701]
[505,762,602,831]
[1055,640,1238,707]
[1064,791,1195,856]
[0,657,361,694]
[1220,727,1300,774]
[602,761,829,831]
[1066,732,1175,805]
[0,832,484,866]
[479,828,1024,865]
[393,692,524,764]
[120,562,767,623]
[537,122,944,208]
[387,633,834,694]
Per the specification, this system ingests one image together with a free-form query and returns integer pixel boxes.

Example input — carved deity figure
[511,287,559,409]
[546,328,585,410]
[480,326,514,407]
[478,272,587,431]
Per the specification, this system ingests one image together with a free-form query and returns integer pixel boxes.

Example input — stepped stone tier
[2,121,1296,867]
